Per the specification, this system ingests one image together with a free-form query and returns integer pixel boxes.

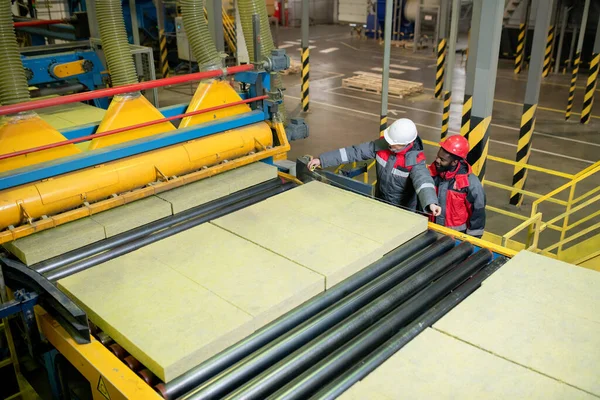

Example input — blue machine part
[122,0,175,44]
[21,49,109,109]
[0,71,274,190]
[367,0,414,39]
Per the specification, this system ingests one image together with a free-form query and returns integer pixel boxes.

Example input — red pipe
[0,95,268,161]
[14,19,68,27]
[0,64,255,116]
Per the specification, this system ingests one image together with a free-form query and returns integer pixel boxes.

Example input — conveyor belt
[136,232,507,399]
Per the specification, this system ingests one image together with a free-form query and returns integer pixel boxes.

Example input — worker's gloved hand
[429,204,442,217]
[307,157,321,171]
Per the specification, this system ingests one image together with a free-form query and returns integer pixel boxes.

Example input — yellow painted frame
[36,307,161,400]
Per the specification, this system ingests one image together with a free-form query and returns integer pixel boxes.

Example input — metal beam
[440,0,460,139]
[128,0,143,77]
[84,0,99,38]
[465,0,504,180]
[439,0,449,40]
[565,0,590,119]
[510,0,553,205]
[380,0,394,135]
[207,0,225,52]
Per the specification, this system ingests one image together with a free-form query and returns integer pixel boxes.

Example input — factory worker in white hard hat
[308,118,442,216]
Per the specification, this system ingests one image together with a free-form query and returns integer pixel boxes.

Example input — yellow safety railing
[203,7,237,54]
[333,138,600,263]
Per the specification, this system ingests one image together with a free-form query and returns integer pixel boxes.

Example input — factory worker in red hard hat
[429,135,486,238]
[308,119,442,216]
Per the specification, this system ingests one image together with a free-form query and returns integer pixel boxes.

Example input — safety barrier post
[542,25,554,77]
[514,0,531,74]
[580,17,600,124]
[510,0,552,206]
[301,0,309,112]
[434,39,446,99]
[566,0,590,120]
[380,0,393,135]
[440,0,460,140]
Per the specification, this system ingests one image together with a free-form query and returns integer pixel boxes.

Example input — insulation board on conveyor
[57,177,426,383]
[213,180,428,287]
[341,251,600,399]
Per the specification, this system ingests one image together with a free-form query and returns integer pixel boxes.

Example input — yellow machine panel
[52,60,90,78]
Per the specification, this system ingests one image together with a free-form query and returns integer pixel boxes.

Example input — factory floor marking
[390,64,420,71]
[296,46,317,51]
[279,44,295,49]
[320,47,339,53]
[493,98,600,120]
[324,88,600,149]
[288,94,594,165]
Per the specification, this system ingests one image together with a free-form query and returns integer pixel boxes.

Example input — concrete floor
[157,24,600,245]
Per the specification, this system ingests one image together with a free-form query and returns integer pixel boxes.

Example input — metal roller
[221,243,475,400]
[33,178,283,274]
[159,230,439,399]
[45,182,296,281]
[179,237,457,400]
[271,250,494,400]
[311,256,508,400]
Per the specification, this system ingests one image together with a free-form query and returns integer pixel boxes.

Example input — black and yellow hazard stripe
[514,23,526,74]
[441,91,451,139]
[510,103,537,206]
[580,53,600,124]
[461,94,472,137]
[435,38,446,99]
[565,52,580,120]
[379,114,387,137]
[465,115,491,181]
[542,25,554,77]
[301,47,309,112]
[159,29,169,78]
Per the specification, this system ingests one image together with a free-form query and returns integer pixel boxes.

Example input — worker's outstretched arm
[410,160,439,212]
[318,140,379,168]
[466,175,486,238]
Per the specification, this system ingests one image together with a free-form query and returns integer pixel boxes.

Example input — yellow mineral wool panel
[0,113,80,173]
[88,94,175,150]
[179,80,250,129]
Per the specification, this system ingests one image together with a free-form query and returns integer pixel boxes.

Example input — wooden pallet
[342,74,424,98]
[282,58,302,75]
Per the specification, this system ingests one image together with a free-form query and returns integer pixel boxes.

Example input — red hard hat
[441,135,469,159]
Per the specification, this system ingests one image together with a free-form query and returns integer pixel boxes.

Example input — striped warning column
[580,52,600,124]
[514,23,526,74]
[440,91,451,139]
[379,114,387,137]
[510,104,537,205]
[460,94,472,136]
[435,38,446,98]
[542,25,555,77]
[302,47,310,112]
[565,52,580,120]
[466,116,491,180]
[159,29,169,78]
[301,47,309,112]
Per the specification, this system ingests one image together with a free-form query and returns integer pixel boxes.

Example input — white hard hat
[383,119,418,146]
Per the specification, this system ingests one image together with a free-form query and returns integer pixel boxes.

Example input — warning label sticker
[97,376,111,400]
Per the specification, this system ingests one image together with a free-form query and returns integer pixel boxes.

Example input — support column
[435,0,449,99]
[156,0,169,78]
[465,0,504,181]
[514,0,531,74]
[510,0,553,206]
[580,17,600,124]
[542,1,558,77]
[440,0,460,139]
[554,6,569,74]
[207,0,225,53]
[301,0,309,112]
[565,0,590,120]
[85,0,99,38]
[380,0,394,135]
[460,0,481,136]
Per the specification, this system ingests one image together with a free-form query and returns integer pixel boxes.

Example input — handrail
[543,193,600,228]
[502,213,542,250]
[483,181,568,206]
[543,221,600,253]
[532,162,600,208]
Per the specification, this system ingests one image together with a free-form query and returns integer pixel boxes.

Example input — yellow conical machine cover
[0,113,81,173]
[88,94,176,150]
[180,80,251,128]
